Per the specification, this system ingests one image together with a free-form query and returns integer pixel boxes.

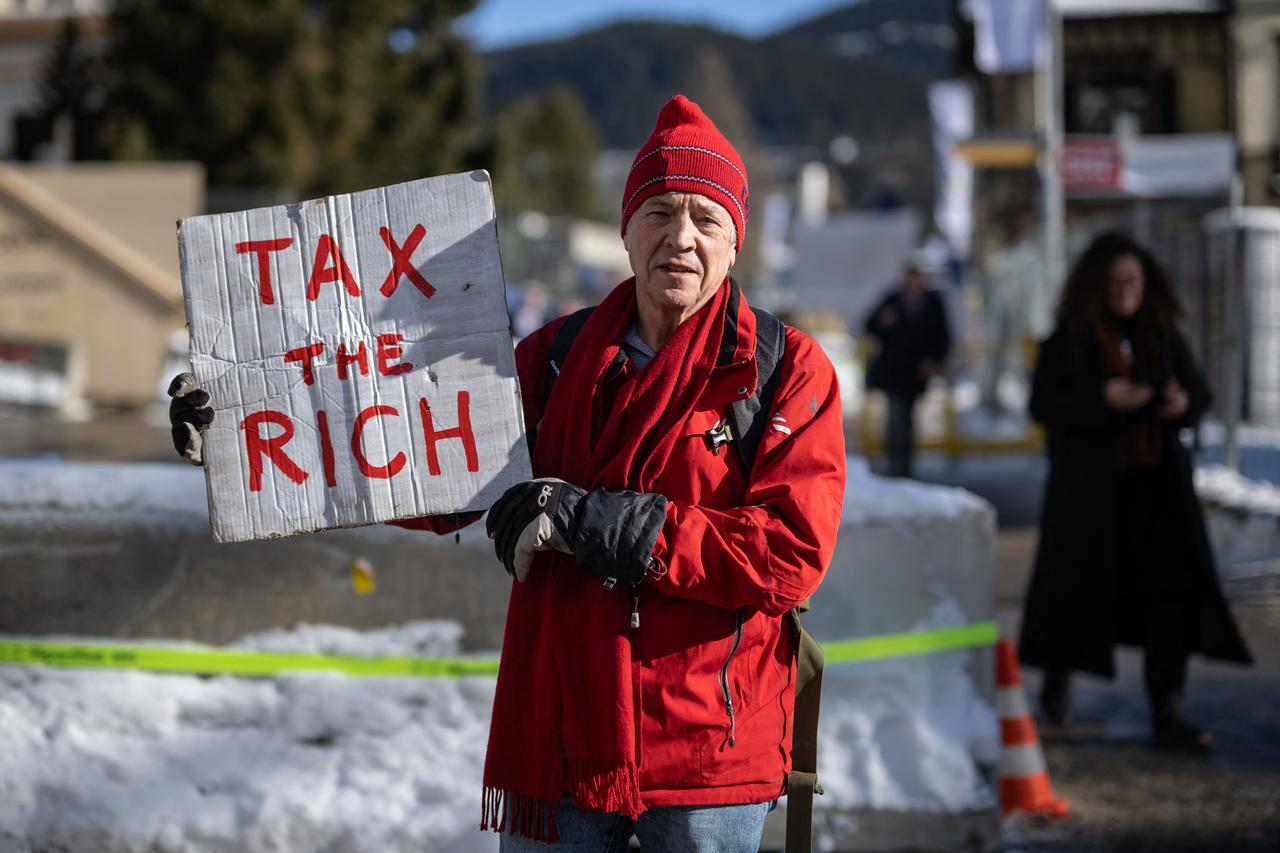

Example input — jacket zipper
[719,608,744,747]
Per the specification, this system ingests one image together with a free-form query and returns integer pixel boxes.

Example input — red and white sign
[177,171,531,543]
[1062,138,1122,192]
[1063,134,1235,198]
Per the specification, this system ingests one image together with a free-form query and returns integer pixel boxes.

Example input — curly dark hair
[1055,231,1183,332]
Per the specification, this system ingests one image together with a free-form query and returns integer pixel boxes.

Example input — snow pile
[1197,422,1280,451]
[0,456,991,531]
[230,621,465,658]
[842,456,989,525]
[1195,464,1280,517]
[818,600,999,815]
[0,461,207,525]
[0,622,497,853]
[1,615,998,851]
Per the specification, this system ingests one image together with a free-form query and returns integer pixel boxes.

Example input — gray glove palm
[485,478,584,581]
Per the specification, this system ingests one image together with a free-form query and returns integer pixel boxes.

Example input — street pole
[1223,175,1245,472]
[1034,0,1066,338]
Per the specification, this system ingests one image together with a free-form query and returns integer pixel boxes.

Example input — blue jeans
[498,797,773,852]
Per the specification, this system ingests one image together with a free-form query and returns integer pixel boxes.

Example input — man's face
[624,192,737,322]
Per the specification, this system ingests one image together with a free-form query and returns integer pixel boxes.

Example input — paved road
[916,453,1280,853]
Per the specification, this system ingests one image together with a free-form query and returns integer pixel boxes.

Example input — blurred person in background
[863,259,951,477]
[512,282,551,339]
[1019,232,1252,750]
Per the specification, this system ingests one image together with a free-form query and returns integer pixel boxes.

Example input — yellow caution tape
[0,621,997,680]
[822,621,999,664]
[0,640,499,679]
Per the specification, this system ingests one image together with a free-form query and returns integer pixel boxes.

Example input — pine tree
[492,87,599,218]
[106,0,479,197]
[15,19,109,161]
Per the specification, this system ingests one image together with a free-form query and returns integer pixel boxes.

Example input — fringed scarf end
[480,786,558,843]
[567,758,646,820]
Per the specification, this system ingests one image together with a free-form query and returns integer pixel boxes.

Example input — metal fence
[1204,207,1280,431]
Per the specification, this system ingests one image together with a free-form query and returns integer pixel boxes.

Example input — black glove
[573,488,668,588]
[486,479,668,588]
[486,478,585,581]
[167,373,214,466]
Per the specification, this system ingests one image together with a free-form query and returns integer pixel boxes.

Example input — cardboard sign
[177,171,531,543]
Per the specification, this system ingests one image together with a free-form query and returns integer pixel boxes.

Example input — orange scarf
[1095,322,1162,468]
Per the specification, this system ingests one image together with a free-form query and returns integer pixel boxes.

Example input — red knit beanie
[621,94,748,250]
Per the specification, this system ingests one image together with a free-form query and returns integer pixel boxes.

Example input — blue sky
[461,0,861,50]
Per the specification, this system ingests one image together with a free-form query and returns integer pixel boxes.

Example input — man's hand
[486,481,670,587]
[1104,378,1154,413]
[167,373,214,466]
[486,478,585,581]
[1157,378,1189,420]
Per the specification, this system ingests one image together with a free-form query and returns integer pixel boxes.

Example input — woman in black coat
[1019,232,1251,750]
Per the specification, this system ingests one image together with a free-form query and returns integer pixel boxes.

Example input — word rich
[240,390,479,493]
[235,224,434,305]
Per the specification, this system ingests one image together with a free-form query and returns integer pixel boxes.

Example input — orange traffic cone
[996,638,1069,819]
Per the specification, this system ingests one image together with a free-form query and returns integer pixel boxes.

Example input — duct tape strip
[0,621,998,680]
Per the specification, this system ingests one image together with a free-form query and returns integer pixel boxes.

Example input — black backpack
[543,304,824,852]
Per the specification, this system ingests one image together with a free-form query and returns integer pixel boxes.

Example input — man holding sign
[172,95,845,852]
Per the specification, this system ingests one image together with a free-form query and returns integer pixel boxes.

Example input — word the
[283,333,412,385]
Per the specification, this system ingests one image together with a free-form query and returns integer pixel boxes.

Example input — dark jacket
[863,288,951,396]
[1018,324,1252,677]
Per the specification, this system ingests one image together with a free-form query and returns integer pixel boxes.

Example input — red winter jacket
[520,299,844,807]
[397,296,845,807]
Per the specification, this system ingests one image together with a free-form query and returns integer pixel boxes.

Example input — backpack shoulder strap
[730,306,786,476]
[787,607,825,853]
[546,306,596,397]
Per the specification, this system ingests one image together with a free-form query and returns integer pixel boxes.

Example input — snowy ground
[0,617,998,853]
[0,457,1000,852]
[0,623,499,853]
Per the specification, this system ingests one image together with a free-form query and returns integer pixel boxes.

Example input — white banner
[929,80,976,258]
[966,0,1049,74]
[177,171,532,543]
[1063,134,1235,198]
[1122,134,1235,198]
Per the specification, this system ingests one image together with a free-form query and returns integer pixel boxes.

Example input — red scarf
[481,277,738,841]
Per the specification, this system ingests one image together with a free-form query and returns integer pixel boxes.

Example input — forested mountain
[482,0,956,150]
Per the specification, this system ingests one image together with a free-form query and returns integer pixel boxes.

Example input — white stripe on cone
[997,685,1031,719]
[1000,742,1048,778]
